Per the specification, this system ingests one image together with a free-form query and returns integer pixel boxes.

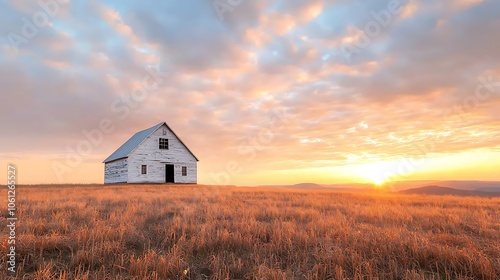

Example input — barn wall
[173,163,197,184]
[104,158,128,184]
[127,124,197,183]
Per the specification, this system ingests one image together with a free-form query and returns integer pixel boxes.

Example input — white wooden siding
[127,124,197,183]
[104,158,128,183]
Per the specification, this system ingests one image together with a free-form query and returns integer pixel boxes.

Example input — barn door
[165,164,175,183]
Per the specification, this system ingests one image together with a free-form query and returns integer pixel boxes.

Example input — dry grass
[1,184,499,279]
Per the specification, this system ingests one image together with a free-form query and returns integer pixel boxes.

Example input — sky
[1,0,500,186]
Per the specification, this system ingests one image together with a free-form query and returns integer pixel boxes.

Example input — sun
[361,170,391,187]
[369,175,388,186]
[354,162,393,187]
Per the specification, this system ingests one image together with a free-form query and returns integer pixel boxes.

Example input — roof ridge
[102,122,164,163]
[103,122,198,163]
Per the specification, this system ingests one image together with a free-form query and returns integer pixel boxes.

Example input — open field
[1,184,499,279]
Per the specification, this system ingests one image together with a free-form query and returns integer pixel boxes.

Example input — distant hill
[475,187,500,193]
[400,186,500,197]
[260,183,326,190]
[290,183,325,189]
[388,180,500,192]
[259,183,373,191]
[258,181,500,195]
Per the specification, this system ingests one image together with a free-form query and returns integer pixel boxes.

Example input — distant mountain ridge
[258,180,500,196]
[475,187,500,193]
[398,180,499,191]
[291,183,325,189]
[260,183,327,190]
[400,186,500,197]
[259,182,373,192]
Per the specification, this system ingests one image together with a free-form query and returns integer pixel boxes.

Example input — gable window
[159,138,169,149]
[141,165,147,174]
[182,166,187,176]
[163,129,167,135]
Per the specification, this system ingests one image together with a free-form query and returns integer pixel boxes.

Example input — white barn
[103,122,198,184]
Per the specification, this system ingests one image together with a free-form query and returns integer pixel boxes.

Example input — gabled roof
[103,122,199,163]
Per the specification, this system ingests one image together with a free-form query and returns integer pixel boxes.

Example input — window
[159,138,169,149]
[182,166,187,176]
[163,129,167,135]
[141,165,147,174]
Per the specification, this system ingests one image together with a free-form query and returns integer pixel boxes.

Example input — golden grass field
[1,184,499,279]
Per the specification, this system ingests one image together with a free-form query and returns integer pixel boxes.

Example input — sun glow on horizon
[361,169,392,187]
[337,149,500,189]
[370,176,390,187]
[352,161,395,187]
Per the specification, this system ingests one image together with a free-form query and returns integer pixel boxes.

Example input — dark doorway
[165,164,175,183]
